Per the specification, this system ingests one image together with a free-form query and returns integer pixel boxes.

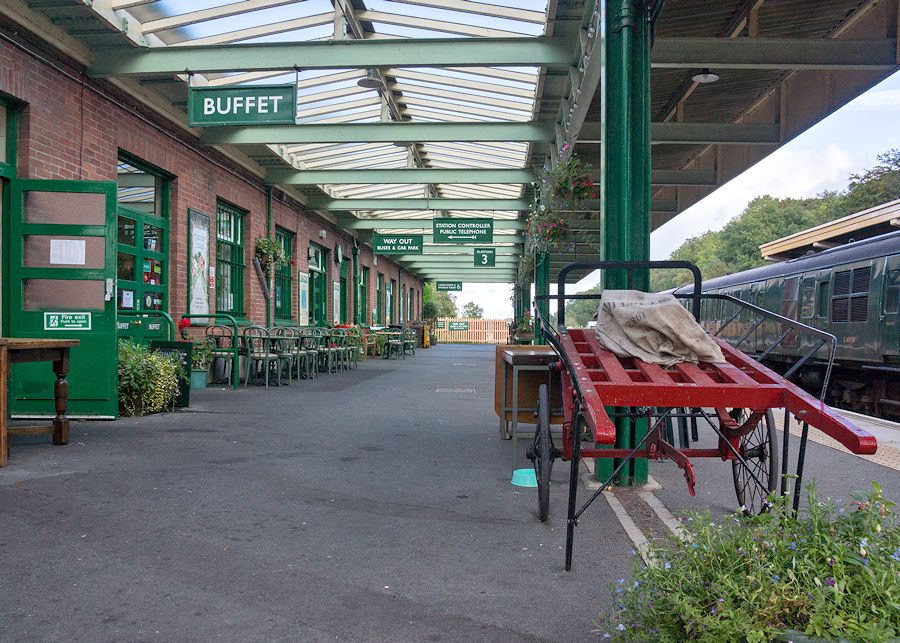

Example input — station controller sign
[373,234,423,255]
[188,84,297,127]
[433,218,493,244]
[436,281,462,291]
[474,248,495,267]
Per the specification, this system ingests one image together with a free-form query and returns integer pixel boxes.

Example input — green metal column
[265,187,273,327]
[352,244,360,324]
[603,0,652,486]
[533,250,550,345]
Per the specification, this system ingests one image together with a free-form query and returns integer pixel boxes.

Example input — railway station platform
[2,344,898,641]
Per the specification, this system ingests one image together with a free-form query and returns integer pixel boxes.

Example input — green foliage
[601,483,899,642]
[117,340,183,416]
[422,300,439,321]
[423,282,436,305]
[255,236,286,266]
[563,285,600,327]
[434,291,458,318]
[651,151,900,291]
[461,301,483,319]
[191,338,213,370]
[526,146,595,252]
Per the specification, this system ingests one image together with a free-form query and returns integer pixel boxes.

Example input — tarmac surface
[1,343,897,641]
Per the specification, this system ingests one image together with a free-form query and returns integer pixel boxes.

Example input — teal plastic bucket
[511,468,537,487]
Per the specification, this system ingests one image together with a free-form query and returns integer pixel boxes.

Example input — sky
[459,70,900,320]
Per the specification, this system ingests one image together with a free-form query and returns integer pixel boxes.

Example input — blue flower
[615,587,623,594]
[788,541,798,551]
[772,575,781,581]
[616,624,626,631]
[860,537,869,548]
[863,558,870,566]
[891,549,900,562]
[633,581,640,589]
[617,578,625,585]
[664,562,671,570]
[710,606,718,615]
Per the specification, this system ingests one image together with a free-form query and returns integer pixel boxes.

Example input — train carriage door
[882,254,900,356]
[8,179,118,417]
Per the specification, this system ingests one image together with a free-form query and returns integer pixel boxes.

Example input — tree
[461,301,483,319]
[843,149,900,213]
[563,285,600,327]
[435,291,458,318]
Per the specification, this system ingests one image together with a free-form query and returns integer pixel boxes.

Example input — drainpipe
[533,250,550,346]
[265,186,273,327]
[352,242,360,324]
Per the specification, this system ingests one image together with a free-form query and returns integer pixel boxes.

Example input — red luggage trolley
[528,261,877,571]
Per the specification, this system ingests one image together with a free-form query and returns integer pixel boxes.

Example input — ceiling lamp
[357,69,385,90]
[692,68,720,84]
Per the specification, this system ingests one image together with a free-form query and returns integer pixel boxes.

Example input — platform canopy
[8,0,898,284]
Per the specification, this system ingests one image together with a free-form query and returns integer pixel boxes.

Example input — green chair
[242,326,283,387]
[206,324,241,386]
[402,328,416,357]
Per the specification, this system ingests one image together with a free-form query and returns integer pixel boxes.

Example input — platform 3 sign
[188,84,297,127]
[474,248,495,267]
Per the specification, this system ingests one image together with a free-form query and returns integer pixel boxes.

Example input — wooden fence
[433,318,510,344]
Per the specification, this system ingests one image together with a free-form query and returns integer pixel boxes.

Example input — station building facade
[0,29,424,339]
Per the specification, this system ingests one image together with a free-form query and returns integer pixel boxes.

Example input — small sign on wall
[44,312,91,331]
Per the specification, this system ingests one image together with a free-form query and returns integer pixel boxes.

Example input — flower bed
[601,483,899,641]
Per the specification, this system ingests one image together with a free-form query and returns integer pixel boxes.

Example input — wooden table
[1,338,79,467]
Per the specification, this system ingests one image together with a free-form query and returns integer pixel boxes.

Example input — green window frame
[216,200,246,317]
[274,227,294,321]
[885,268,900,314]
[376,273,384,324]
[0,98,17,179]
[360,267,369,325]
[799,277,815,319]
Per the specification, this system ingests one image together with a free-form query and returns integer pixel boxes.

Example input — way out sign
[373,234,423,255]
[433,218,493,244]
[474,248,495,267]
[188,84,297,127]
[436,281,462,291]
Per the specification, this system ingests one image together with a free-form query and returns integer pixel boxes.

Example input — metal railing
[117,310,175,341]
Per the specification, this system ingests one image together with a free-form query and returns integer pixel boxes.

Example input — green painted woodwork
[215,200,246,318]
[267,168,535,185]
[432,218,493,243]
[375,273,384,324]
[352,245,361,324]
[89,38,572,76]
[373,234,423,254]
[9,178,118,417]
[274,227,294,321]
[205,122,553,145]
[307,197,527,211]
[340,259,348,324]
[533,251,550,346]
[115,205,170,344]
[0,99,16,180]
[340,217,523,231]
[308,242,328,326]
[435,281,462,291]
[188,84,297,127]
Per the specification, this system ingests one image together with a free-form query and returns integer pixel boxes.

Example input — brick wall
[0,34,422,326]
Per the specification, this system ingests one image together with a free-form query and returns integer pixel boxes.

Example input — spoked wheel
[526,384,556,521]
[731,409,778,515]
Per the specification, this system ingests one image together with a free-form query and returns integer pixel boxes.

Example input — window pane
[25,191,105,225]
[24,279,104,310]
[144,223,162,252]
[117,252,135,281]
[0,103,7,165]
[143,258,163,286]
[24,235,105,269]
[886,270,900,314]
[118,216,136,246]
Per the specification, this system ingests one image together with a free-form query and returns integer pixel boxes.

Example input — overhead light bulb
[692,68,720,84]
[357,69,385,90]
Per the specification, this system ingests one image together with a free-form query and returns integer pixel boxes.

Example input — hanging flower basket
[255,236,286,267]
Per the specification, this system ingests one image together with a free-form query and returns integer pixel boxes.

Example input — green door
[115,205,169,344]
[8,179,118,417]
[340,261,348,324]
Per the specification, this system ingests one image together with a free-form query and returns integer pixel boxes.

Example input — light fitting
[357,69,385,90]
[692,68,720,84]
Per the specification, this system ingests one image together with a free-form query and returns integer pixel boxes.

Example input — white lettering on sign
[204,95,284,116]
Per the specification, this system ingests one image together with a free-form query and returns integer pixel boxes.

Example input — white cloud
[454,282,514,319]
[847,88,900,112]
[650,144,853,258]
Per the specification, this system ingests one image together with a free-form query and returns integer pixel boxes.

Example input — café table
[1,338,79,466]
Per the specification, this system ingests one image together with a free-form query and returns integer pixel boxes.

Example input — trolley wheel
[526,383,555,521]
[731,409,779,515]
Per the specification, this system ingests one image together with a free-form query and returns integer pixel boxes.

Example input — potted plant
[190,338,212,390]
[255,236,286,270]
[516,314,534,343]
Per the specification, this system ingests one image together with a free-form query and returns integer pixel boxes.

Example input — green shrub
[117,340,183,416]
[602,483,899,642]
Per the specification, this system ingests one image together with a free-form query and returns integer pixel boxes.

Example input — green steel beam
[89,38,572,76]
[651,169,717,187]
[267,167,535,185]
[396,234,524,243]
[310,197,527,210]
[203,122,554,145]
[398,256,519,265]
[651,37,897,70]
[339,216,524,230]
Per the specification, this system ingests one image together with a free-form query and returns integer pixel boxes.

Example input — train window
[886,269,900,314]
[800,278,815,318]
[817,281,829,317]
[831,267,870,323]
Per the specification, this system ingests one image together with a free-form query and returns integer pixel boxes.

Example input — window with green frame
[376,273,384,324]
[360,267,369,324]
[216,200,246,316]
[274,227,294,321]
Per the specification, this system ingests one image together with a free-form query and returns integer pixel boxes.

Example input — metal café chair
[206,324,241,385]
[242,326,283,387]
